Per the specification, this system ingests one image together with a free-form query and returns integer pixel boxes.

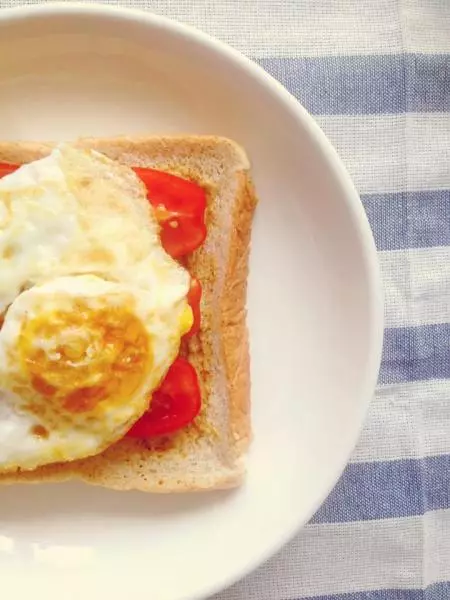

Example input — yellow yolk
[18,303,151,415]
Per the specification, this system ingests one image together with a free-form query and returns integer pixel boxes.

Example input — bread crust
[0,136,257,491]
[221,172,255,455]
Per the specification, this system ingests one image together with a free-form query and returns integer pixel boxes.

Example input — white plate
[0,4,383,599]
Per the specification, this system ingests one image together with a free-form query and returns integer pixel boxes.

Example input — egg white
[0,146,194,472]
[0,144,191,313]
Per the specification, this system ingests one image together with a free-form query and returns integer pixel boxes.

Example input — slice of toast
[0,136,257,492]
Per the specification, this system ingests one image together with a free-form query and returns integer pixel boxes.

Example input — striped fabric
[1,0,449,598]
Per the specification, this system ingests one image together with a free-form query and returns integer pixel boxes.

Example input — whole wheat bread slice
[0,136,257,492]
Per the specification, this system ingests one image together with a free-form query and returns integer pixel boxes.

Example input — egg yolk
[18,302,151,414]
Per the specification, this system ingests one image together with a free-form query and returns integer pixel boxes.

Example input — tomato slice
[184,277,202,338]
[0,162,19,178]
[127,357,201,438]
[133,167,207,258]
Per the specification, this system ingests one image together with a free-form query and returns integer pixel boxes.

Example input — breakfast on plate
[0,136,257,492]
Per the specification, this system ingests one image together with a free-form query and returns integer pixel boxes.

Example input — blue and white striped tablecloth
[2,1,449,598]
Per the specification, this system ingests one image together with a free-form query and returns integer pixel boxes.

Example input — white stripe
[3,0,449,57]
[427,509,450,586]
[380,246,450,329]
[219,511,450,599]
[315,114,450,195]
[403,0,450,54]
[157,0,403,58]
[351,379,450,463]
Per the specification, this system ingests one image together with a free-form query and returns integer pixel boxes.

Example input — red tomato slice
[133,167,207,258]
[184,277,202,338]
[0,162,19,177]
[126,357,201,438]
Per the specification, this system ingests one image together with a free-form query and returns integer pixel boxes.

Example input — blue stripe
[362,190,450,252]
[310,455,450,524]
[293,583,450,600]
[256,54,450,115]
[381,324,450,386]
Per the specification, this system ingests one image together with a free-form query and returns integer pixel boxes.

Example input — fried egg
[0,147,193,472]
